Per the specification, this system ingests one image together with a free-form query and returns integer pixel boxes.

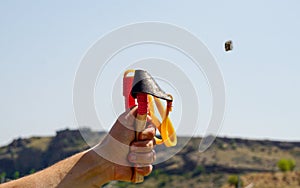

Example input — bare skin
[0,107,156,188]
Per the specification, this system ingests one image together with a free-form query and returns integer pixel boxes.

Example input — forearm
[0,149,114,188]
[0,109,156,187]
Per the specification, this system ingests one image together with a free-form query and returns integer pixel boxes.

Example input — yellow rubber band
[149,95,177,147]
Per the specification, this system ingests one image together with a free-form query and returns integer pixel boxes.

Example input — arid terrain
[1,129,300,187]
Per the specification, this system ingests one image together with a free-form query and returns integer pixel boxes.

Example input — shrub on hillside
[277,158,296,172]
[228,175,243,188]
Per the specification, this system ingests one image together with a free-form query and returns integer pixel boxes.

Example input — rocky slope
[0,129,300,187]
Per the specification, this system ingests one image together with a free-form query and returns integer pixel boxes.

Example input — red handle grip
[123,75,136,109]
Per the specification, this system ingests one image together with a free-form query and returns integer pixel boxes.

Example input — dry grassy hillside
[1,129,300,187]
[222,171,300,188]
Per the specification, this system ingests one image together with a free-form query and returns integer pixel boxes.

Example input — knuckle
[146,141,153,149]
[149,127,156,135]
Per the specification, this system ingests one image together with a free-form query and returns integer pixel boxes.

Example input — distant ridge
[1,128,300,187]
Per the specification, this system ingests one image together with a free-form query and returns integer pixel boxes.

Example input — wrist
[57,149,116,188]
[83,148,115,186]
[93,135,134,182]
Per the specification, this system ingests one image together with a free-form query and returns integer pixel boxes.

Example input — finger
[138,126,155,140]
[130,140,154,153]
[116,106,138,131]
[124,106,138,125]
[146,115,152,123]
[128,150,156,164]
[129,105,138,116]
[135,165,153,177]
[146,123,156,130]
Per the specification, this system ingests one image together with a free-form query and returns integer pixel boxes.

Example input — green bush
[192,165,206,177]
[13,171,20,180]
[153,169,162,178]
[228,175,243,188]
[277,158,296,172]
[0,172,6,183]
[29,169,35,174]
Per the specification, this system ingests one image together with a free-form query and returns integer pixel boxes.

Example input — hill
[0,129,300,187]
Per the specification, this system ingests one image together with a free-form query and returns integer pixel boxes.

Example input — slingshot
[123,69,177,183]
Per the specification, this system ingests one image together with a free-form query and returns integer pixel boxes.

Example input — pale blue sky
[0,1,300,146]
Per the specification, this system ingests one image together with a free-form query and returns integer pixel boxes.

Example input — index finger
[138,125,156,141]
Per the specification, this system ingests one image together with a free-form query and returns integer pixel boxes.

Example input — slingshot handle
[131,93,148,183]
[123,70,136,109]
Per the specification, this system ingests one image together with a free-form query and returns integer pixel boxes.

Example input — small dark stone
[225,40,233,51]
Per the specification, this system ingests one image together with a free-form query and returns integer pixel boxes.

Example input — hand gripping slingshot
[123,69,177,183]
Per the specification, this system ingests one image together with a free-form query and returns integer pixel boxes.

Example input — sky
[0,1,300,146]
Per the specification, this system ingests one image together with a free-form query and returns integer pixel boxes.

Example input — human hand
[93,106,156,182]
[0,108,156,188]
